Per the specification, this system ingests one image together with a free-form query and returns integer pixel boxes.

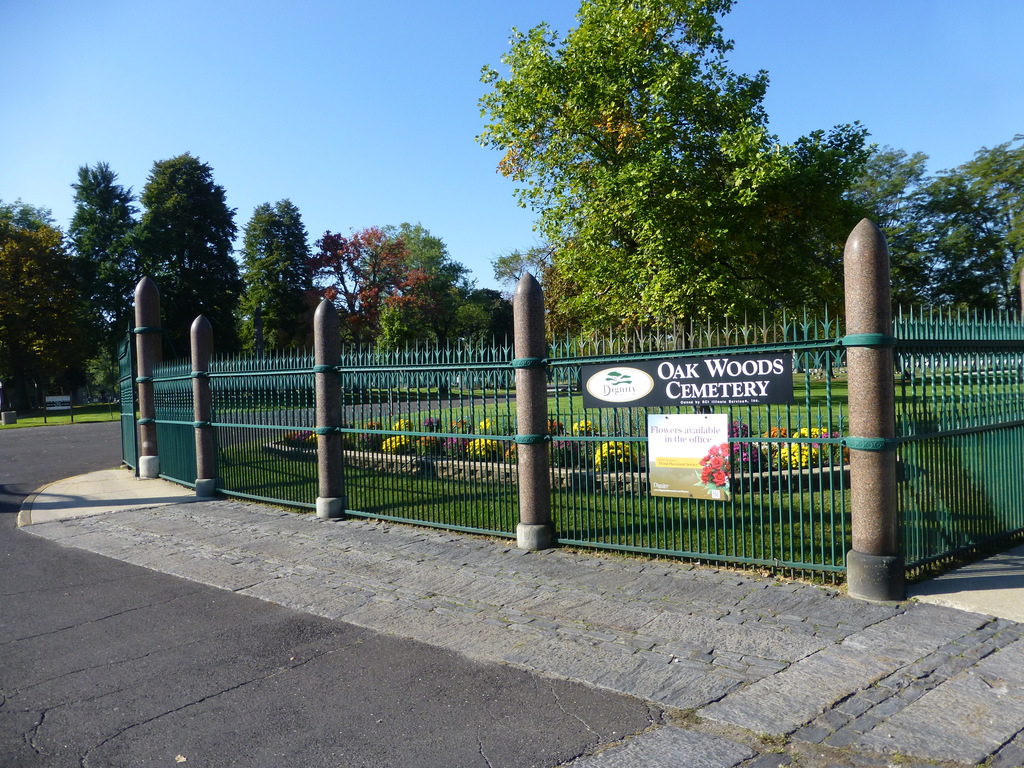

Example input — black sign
[581,353,794,408]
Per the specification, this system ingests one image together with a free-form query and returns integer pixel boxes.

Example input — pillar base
[138,455,160,479]
[517,522,555,551]
[1,411,16,425]
[195,478,217,499]
[846,549,905,603]
[316,497,346,520]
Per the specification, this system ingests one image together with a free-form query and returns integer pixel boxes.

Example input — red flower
[712,471,727,487]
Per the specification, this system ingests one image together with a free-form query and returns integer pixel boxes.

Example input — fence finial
[843,219,904,602]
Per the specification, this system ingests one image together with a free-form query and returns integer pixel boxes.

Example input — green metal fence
[547,312,851,573]
[153,359,197,487]
[334,342,520,536]
[211,350,319,508]
[118,333,137,471]
[895,307,1024,569]
[140,304,1024,578]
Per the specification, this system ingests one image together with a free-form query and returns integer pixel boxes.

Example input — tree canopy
[479,0,868,330]
[382,223,473,345]
[309,226,417,344]
[68,162,138,350]
[850,138,1024,311]
[239,199,314,352]
[0,217,84,409]
[134,153,242,352]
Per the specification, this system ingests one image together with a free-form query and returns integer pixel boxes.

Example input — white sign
[647,413,730,501]
[45,395,72,411]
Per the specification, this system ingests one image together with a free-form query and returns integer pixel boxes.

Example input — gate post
[314,299,346,519]
[843,219,904,601]
[513,273,554,550]
[191,315,217,498]
[134,277,162,479]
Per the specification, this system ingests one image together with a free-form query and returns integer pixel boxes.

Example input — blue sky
[3,1,1022,291]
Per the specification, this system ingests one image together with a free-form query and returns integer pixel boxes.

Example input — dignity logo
[585,367,655,403]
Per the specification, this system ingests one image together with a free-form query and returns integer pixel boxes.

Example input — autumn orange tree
[309,226,426,344]
[479,0,868,330]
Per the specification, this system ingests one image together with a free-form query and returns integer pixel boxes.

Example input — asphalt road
[0,422,656,768]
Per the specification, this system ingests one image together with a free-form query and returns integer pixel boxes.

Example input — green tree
[68,162,138,350]
[917,172,1007,309]
[383,223,473,345]
[0,218,84,410]
[479,0,867,329]
[309,226,414,344]
[239,200,314,353]
[492,245,552,288]
[458,288,514,344]
[135,153,241,353]
[847,146,932,305]
[0,199,55,230]
[960,136,1024,308]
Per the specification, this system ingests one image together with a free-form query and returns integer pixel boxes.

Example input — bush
[381,435,414,454]
[572,419,596,436]
[414,436,442,456]
[443,436,470,457]
[550,439,582,467]
[466,438,504,461]
[594,441,632,471]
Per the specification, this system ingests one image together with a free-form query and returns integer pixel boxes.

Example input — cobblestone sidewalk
[27,501,1024,768]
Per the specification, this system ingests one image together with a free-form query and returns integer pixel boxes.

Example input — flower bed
[261,420,852,495]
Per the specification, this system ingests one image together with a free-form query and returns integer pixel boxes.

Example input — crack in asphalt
[5,635,209,699]
[477,735,495,768]
[0,588,206,646]
[547,678,599,737]
[76,644,348,767]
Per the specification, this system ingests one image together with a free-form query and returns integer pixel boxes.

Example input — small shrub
[443,436,469,457]
[381,435,414,455]
[359,420,383,451]
[281,430,316,449]
[466,438,504,461]
[414,436,442,456]
[595,441,632,471]
[572,419,596,436]
[550,439,582,467]
[729,421,763,469]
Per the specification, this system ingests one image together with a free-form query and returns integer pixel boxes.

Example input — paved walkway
[19,469,1024,767]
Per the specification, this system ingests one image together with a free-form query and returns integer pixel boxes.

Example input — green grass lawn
[0,403,120,429]
[214,433,851,573]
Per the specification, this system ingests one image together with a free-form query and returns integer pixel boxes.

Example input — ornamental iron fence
[121,222,1024,593]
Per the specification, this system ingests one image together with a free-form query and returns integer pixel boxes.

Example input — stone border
[262,441,852,495]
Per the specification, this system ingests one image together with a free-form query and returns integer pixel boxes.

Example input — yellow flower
[572,419,596,436]
[595,441,632,470]
[391,418,414,432]
[466,438,503,460]
[381,435,413,454]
